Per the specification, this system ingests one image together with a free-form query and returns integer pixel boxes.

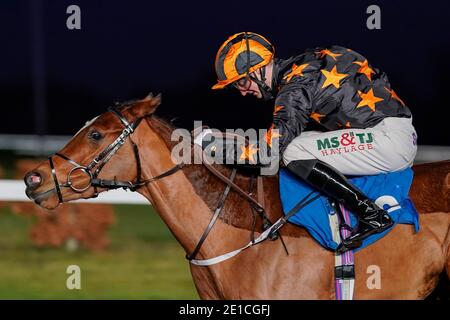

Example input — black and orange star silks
[337,121,351,128]
[310,112,325,123]
[264,124,282,148]
[385,87,406,106]
[356,88,384,112]
[353,59,375,81]
[317,49,341,61]
[321,66,348,89]
[273,105,284,116]
[240,144,259,163]
[283,63,309,82]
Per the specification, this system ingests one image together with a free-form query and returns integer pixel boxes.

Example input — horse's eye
[89,130,103,141]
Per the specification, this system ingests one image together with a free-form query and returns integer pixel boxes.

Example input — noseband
[38,107,284,266]
[46,106,183,204]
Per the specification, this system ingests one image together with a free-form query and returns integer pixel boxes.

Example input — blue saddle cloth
[279,168,420,251]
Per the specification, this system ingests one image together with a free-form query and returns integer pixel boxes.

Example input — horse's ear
[127,92,162,118]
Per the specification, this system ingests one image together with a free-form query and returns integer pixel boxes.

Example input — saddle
[279,168,420,251]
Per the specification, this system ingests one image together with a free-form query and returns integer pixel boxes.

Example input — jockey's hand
[194,130,273,168]
[193,129,214,149]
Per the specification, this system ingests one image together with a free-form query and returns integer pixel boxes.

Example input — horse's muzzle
[24,171,42,190]
[24,170,52,204]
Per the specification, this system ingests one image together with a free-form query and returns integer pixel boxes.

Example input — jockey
[210,32,418,252]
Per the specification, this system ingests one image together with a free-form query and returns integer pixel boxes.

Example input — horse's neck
[134,118,247,257]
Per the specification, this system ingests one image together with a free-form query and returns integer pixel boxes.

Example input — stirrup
[336,238,362,254]
[336,217,394,254]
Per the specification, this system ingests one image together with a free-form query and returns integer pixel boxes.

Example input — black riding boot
[286,159,394,253]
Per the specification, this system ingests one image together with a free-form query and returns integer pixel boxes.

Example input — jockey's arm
[194,80,312,168]
[271,80,313,154]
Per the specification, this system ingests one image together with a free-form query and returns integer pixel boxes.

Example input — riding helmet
[212,32,275,90]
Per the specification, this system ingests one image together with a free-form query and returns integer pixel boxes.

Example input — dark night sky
[1,0,449,145]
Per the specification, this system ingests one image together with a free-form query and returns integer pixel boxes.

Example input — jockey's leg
[282,117,417,252]
[286,159,394,252]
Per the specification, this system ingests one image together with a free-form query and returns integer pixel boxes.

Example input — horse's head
[24,93,161,210]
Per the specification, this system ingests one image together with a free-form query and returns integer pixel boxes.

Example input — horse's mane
[146,115,182,150]
[147,116,254,223]
[146,115,308,237]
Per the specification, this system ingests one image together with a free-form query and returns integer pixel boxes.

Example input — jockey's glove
[194,129,272,168]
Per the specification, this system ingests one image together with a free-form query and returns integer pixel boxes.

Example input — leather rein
[45,106,184,204]
[42,106,280,265]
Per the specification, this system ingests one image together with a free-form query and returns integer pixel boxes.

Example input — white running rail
[0,179,148,204]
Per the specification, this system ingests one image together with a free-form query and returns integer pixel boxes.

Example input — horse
[24,94,450,299]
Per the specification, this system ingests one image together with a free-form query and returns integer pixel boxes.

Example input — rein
[44,106,184,204]
[41,106,293,266]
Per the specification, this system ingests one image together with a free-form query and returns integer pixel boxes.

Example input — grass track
[0,204,198,299]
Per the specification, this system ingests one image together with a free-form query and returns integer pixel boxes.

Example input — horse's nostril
[25,172,42,188]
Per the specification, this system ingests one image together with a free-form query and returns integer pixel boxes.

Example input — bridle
[37,104,290,266]
[45,106,183,204]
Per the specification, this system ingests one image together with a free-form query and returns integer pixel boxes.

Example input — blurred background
[0,0,449,299]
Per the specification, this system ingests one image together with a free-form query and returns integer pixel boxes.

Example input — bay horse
[24,94,450,299]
